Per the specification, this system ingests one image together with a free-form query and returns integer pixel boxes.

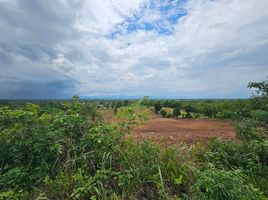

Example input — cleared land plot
[100,110,236,145]
[132,117,236,145]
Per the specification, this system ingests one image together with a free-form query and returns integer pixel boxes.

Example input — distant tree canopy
[124,100,129,106]
[162,100,181,108]
[184,104,195,112]
[116,101,123,108]
[72,94,80,100]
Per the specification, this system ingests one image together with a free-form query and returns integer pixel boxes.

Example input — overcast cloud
[0,0,267,99]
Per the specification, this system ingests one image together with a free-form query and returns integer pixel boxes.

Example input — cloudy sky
[0,0,267,99]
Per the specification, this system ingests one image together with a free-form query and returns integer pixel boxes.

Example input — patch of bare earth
[131,116,236,145]
[99,110,236,145]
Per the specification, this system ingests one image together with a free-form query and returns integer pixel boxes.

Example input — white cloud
[0,0,267,98]
[75,0,147,34]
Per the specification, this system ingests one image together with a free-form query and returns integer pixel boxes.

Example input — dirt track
[131,116,236,145]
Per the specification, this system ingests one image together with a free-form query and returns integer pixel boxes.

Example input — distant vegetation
[0,78,267,199]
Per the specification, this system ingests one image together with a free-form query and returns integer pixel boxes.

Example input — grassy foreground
[0,96,267,200]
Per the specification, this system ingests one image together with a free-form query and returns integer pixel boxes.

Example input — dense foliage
[0,79,267,199]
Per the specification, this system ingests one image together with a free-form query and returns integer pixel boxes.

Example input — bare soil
[131,116,236,145]
[100,110,236,145]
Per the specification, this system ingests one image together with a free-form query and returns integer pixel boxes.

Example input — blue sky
[108,0,187,38]
[0,0,267,99]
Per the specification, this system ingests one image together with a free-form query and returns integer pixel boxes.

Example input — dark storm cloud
[0,75,77,99]
[0,0,84,99]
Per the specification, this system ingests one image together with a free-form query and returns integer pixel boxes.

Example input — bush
[192,113,200,118]
[185,112,193,119]
[0,102,98,192]
[166,113,173,118]
[192,167,265,200]
[160,109,167,117]
[154,102,162,113]
[201,140,268,171]
[184,105,195,113]
[197,139,268,196]
[215,111,237,119]
[236,119,265,141]
[0,190,29,200]
[173,107,181,118]
[251,110,268,125]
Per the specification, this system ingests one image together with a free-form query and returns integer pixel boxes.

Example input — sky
[0,0,267,99]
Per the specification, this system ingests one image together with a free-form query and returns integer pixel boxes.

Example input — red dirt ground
[100,110,237,145]
[131,116,236,145]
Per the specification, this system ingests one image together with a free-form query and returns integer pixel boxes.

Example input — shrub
[154,102,162,113]
[192,167,265,200]
[215,111,237,119]
[236,119,264,141]
[166,113,173,118]
[173,107,181,118]
[201,140,268,172]
[251,110,268,125]
[0,190,29,200]
[160,109,167,117]
[197,139,268,196]
[184,112,192,119]
[184,105,195,113]
[192,113,200,118]
[0,102,97,191]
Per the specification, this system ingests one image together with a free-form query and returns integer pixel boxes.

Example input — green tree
[124,100,129,106]
[160,109,167,117]
[203,105,214,118]
[173,107,181,118]
[116,101,123,108]
[248,78,268,97]
[113,107,118,115]
[185,104,195,112]
[154,102,162,113]
[185,112,192,119]
[72,94,80,100]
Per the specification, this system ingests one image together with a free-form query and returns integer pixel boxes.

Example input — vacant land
[132,116,236,145]
[100,110,236,145]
